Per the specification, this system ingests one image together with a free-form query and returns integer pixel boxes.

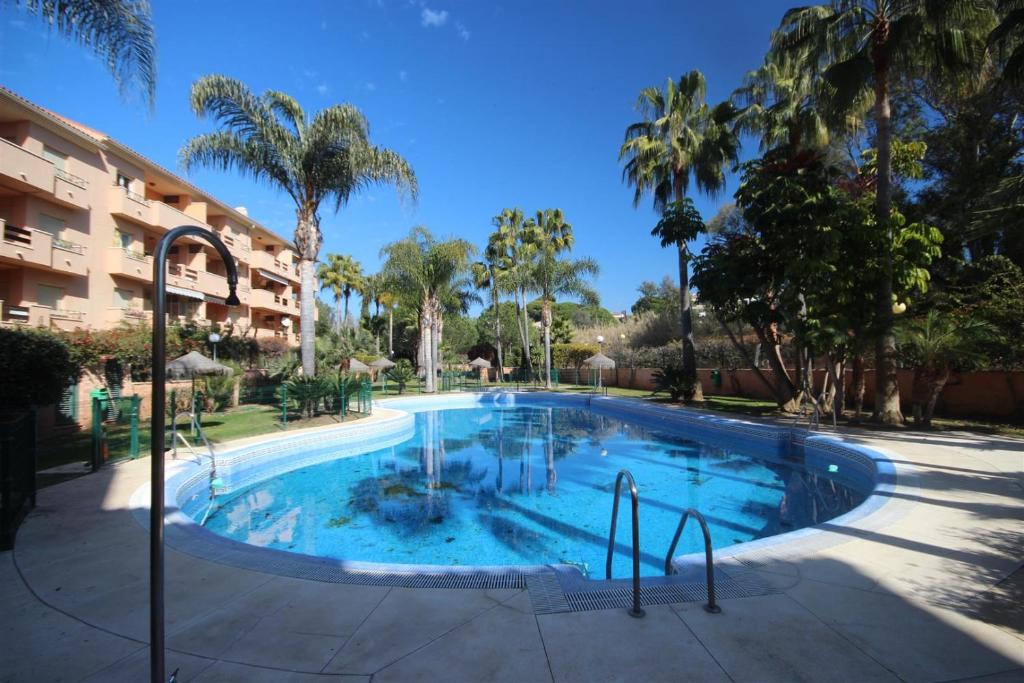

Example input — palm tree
[897,310,993,427]
[529,209,599,389]
[990,0,1024,84]
[380,227,475,392]
[619,70,739,400]
[472,245,508,379]
[489,208,538,375]
[317,254,364,333]
[181,76,417,376]
[771,1,994,423]
[9,0,157,106]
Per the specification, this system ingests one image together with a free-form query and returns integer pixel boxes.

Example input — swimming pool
[177,394,875,578]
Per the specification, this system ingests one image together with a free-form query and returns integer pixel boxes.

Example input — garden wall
[600,367,1024,420]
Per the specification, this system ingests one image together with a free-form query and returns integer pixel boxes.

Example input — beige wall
[0,91,314,341]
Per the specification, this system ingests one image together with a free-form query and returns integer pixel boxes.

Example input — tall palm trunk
[542,297,553,389]
[388,308,393,356]
[295,212,322,377]
[520,287,533,374]
[872,20,902,425]
[493,287,504,382]
[421,298,435,392]
[674,181,703,402]
[513,289,530,371]
[433,305,443,375]
[335,295,343,335]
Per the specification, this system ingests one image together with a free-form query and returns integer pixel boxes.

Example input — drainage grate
[526,572,572,614]
[562,578,776,613]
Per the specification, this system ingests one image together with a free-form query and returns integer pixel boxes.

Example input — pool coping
[129,391,907,591]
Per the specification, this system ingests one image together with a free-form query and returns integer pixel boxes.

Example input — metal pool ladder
[664,508,721,613]
[605,469,645,618]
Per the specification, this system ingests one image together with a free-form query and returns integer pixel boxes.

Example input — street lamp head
[281,316,293,329]
[596,335,604,344]
[225,287,241,307]
[208,332,221,344]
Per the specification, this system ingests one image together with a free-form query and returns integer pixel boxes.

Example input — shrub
[257,337,291,361]
[386,362,416,394]
[284,376,329,418]
[551,343,600,371]
[652,364,696,402]
[0,328,78,411]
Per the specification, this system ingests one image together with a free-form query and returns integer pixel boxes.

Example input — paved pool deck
[2,412,1023,682]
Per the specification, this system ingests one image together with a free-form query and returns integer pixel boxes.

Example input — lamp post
[597,335,605,392]
[208,332,221,362]
[151,226,239,683]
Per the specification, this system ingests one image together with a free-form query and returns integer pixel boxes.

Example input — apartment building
[0,87,311,344]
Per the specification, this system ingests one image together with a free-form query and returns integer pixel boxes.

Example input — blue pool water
[197,403,868,577]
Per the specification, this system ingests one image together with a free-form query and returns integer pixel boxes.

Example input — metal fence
[91,394,141,469]
[1,411,36,550]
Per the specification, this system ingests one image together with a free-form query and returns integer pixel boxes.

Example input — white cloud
[399,70,408,82]
[455,22,470,41]
[320,20,327,31]
[317,83,329,95]
[365,82,376,91]
[420,7,448,27]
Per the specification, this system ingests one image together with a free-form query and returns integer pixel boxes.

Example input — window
[162,195,180,204]
[113,287,134,309]
[114,229,133,249]
[38,214,65,240]
[42,146,67,171]
[37,284,63,309]
[116,173,132,189]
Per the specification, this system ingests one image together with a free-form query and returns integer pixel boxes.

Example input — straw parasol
[347,358,371,374]
[468,357,492,368]
[166,351,233,379]
[370,357,397,370]
[582,352,615,369]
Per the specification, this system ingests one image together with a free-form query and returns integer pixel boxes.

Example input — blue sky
[0,0,796,314]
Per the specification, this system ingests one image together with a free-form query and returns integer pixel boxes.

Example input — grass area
[37,404,369,472]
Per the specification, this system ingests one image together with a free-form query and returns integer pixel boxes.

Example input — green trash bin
[710,369,722,389]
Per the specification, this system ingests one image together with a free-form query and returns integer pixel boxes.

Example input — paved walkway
[2,426,1023,682]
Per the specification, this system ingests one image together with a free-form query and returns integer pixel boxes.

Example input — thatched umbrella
[583,352,615,392]
[347,358,371,374]
[166,351,233,410]
[370,357,396,370]
[469,357,492,368]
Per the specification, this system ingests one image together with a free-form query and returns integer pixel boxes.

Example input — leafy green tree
[771,0,994,423]
[8,0,156,106]
[897,311,994,427]
[317,253,365,333]
[619,70,739,400]
[0,328,77,411]
[380,227,475,392]
[181,76,417,377]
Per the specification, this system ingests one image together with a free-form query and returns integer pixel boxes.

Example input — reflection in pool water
[199,404,867,577]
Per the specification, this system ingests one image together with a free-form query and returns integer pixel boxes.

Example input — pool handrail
[664,507,721,613]
[605,468,645,618]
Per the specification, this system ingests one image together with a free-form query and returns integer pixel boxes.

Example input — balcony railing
[52,238,85,254]
[54,168,87,189]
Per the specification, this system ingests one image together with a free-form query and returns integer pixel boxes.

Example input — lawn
[37,405,368,472]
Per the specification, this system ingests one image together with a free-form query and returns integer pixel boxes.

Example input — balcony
[218,231,251,263]
[107,246,153,282]
[0,301,85,330]
[153,200,208,231]
[166,262,201,294]
[104,307,153,325]
[251,249,299,283]
[0,220,88,276]
[0,139,53,193]
[249,287,295,315]
[50,169,90,210]
[109,184,154,226]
